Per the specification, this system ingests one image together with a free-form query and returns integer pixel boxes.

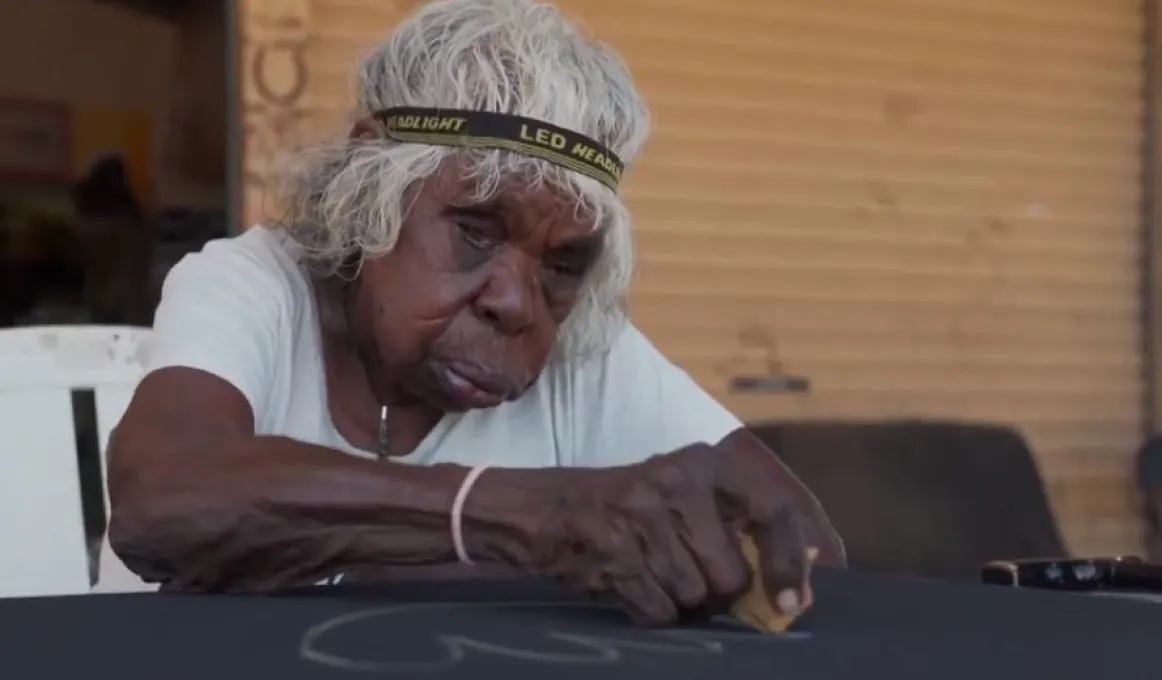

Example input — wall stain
[883,92,922,126]
[715,324,789,379]
[868,181,901,212]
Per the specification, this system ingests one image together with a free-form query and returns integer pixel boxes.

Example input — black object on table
[981,556,1148,590]
[0,567,1159,679]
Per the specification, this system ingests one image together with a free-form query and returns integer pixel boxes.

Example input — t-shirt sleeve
[561,323,743,467]
[146,235,287,425]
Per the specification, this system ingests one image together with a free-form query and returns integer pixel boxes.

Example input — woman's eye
[457,221,493,249]
[546,261,584,278]
[542,261,587,306]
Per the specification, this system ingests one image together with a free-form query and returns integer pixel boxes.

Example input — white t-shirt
[147,226,741,468]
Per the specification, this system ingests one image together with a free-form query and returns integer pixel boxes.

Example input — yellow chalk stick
[730,536,819,634]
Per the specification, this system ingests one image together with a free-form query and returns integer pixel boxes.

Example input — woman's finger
[679,498,751,603]
[613,572,679,626]
[752,505,811,616]
[643,516,708,610]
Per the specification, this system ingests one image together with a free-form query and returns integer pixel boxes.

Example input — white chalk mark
[299,601,810,673]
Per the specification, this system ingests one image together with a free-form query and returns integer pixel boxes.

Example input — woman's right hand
[522,436,835,626]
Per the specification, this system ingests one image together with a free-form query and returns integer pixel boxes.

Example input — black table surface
[1,567,1159,679]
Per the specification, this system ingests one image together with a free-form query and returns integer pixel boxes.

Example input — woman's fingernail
[776,588,801,615]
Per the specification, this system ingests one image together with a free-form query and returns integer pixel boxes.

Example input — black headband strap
[373,107,624,192]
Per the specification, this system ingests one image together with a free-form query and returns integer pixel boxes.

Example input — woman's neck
[312,276,443,457]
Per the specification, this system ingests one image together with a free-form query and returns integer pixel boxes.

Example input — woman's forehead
[418,160,602,240]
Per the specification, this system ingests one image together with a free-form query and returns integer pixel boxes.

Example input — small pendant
[376,405,389,459]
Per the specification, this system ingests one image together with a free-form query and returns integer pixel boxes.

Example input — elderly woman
[108,0,843,626]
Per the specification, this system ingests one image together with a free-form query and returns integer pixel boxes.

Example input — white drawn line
[299,601,811,673]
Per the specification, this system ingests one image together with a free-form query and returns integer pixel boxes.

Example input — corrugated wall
[241,0,1147,556]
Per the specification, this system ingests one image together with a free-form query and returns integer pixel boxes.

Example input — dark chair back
[749,419,1066,580]
[1136,436,1162,562]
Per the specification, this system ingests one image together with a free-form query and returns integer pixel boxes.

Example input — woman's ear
[350,116,388,141]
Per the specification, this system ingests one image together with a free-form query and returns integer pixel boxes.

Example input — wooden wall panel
[238,0,313,228]
[242,0,1147,556]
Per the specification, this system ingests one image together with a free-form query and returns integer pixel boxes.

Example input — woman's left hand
[714,429,846,568]
[523,428,845,625]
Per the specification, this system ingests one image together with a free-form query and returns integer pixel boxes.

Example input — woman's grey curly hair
[272,0,651,360]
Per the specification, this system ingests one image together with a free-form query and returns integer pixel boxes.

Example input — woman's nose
[473,260,537,336]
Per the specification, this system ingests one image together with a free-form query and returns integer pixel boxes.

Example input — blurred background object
[0,0,228,330]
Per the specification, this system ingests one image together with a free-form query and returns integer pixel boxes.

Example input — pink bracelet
[451,465,489,565]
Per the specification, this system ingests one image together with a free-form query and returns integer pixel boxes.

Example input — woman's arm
[107,367,568,591]
[111,369,840,622]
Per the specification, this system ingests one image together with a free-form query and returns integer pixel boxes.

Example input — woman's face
[347,160,604,412]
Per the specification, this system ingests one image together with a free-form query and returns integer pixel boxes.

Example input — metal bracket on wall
[729,374,811,394]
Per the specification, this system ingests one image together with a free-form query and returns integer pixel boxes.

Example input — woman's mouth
[433,361,520,410]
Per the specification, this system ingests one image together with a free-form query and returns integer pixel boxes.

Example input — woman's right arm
[107,237,568,591]
[107,365,566,591]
